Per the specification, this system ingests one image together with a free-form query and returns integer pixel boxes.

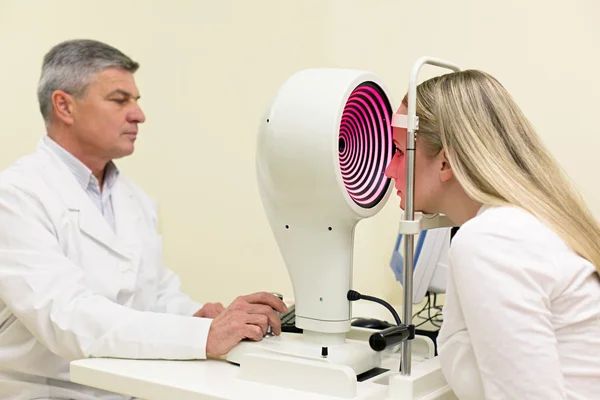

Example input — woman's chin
[398,203,426,213]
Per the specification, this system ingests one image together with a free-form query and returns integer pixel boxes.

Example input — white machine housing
[226,58,461,400]
[390,226,453,304]
[256,68,393,334]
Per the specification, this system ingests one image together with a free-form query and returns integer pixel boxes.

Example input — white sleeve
[449,228,567,399]
[0,185,211,361]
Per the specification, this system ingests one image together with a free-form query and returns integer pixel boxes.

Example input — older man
[0,39,285,399]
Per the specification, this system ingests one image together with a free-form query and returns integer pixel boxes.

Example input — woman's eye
[393,145,403,156]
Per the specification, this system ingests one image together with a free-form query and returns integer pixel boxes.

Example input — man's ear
[51,90,76,125]
[439,150,454,182]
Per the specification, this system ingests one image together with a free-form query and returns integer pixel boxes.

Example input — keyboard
[280,304,302,333]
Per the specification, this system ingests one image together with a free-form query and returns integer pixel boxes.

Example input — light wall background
[0,0,598,306]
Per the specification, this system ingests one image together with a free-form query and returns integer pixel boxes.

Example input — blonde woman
[385,70,600,399]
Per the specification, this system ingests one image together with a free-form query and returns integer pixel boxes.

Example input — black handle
[369,325,411,352]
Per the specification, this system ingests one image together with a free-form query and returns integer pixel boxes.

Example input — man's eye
[112,99,127,105]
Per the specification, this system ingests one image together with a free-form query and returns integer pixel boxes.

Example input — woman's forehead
[392,126,407,148]
[392,103,408,148]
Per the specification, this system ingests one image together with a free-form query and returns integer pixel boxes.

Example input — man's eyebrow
[107,89,141,100]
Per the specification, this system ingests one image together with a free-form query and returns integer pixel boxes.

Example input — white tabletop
[71,357,340,400]
[71,353,411,400]
[70,303,441,400]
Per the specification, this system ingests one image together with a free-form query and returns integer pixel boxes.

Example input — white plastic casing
[256,68,393,333]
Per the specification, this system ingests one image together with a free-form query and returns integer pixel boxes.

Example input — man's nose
[128,104,146,124]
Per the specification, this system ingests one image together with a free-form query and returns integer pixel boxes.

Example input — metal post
[400,56,461,376]
[401,119,417,375]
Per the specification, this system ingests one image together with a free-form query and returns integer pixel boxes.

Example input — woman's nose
[385,157,396,180]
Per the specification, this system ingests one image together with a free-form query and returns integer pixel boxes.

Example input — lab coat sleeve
[448,228,567,399]
[0,185,211,361]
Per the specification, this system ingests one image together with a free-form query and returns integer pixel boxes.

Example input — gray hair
[37,39,139,126]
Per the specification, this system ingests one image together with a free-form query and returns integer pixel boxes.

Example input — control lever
[265,292,284,337]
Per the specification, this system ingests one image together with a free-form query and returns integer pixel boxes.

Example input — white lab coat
[0,139,212,399]
[438,205,600,400]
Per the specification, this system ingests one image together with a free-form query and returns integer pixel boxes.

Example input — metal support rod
[401,56,461,376]
[401,233,414,374]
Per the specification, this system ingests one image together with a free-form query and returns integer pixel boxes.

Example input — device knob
[265,292,284,337]
[271,292,284,301]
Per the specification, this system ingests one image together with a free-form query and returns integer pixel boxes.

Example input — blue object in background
[389,230,428,285]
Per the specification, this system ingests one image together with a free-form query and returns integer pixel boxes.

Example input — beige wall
[0,0,598,306]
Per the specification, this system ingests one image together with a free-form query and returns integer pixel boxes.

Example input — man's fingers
[245,303,274,315]
[242,292,288,313]
[245,304,281,334]
[242,320,265,341]
[215,302,225,313]
[245,313,269,335]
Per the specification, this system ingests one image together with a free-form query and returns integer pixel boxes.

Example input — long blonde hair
[404,70,600,273]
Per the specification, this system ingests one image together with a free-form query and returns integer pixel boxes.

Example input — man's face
[70,67,145,161]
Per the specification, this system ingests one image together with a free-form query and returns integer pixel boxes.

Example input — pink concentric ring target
[338,82,393,209]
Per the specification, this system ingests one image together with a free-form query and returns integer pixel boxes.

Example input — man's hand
[193,302,225,318]
[205,292,288,358]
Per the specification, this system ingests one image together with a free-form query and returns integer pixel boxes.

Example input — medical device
[226,69,394,383]
[390,226,454,305]
[226,58,461,399]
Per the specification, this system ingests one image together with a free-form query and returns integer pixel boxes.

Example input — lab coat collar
[36,139,141,263]
[42,136,121,193]
[476,204,492,216]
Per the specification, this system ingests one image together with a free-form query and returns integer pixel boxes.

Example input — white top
[438,205,600,400]
[0,139,210,400]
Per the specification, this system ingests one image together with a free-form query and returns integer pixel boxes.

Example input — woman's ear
[439,150,454,182]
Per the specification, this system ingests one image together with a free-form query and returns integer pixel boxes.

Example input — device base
[225,332,455,399]
[225,333,381,398]
[226,332,381,374]
[376,357,457,400]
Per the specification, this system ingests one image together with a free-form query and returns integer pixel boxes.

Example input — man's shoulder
[0,149,50,193]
